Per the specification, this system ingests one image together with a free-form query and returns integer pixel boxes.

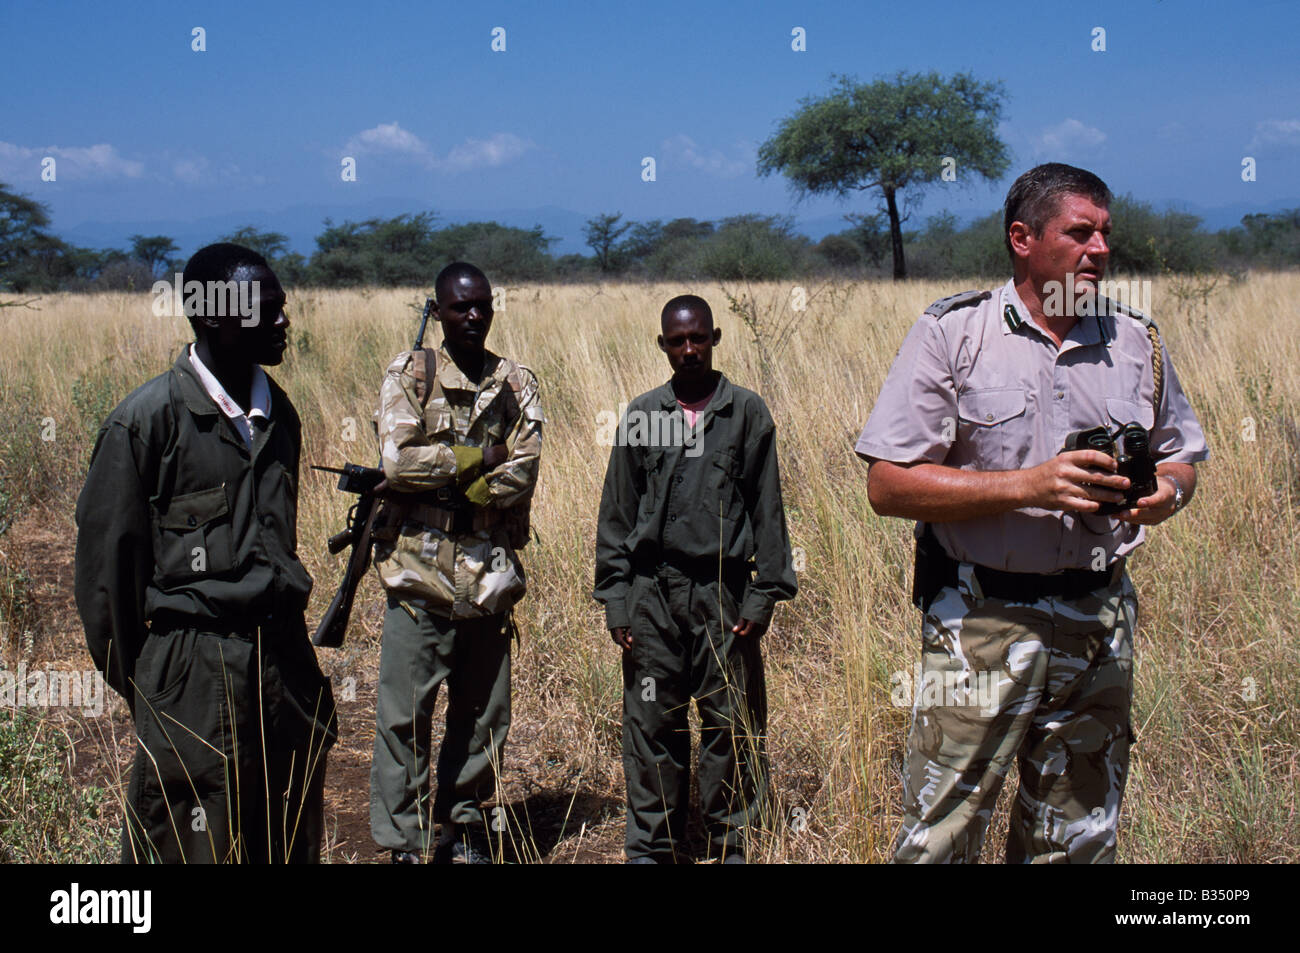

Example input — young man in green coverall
[595,294,797,864]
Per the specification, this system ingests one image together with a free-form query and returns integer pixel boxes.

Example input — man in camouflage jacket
[368,262,542,864]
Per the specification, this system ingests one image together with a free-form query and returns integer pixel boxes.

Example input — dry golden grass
[1,272,1296,862]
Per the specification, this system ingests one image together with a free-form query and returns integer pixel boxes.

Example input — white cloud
[1247,118,1300,152]
[444,133,533,172]
[1030,119,1107,158]
[0,140,144,181]
[171,156,209,183]
[343,123,534,173]
[346,121,432,157]
[662,134,751,178]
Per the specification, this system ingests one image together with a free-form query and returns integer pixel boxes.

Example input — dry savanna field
[1,274,1297,863]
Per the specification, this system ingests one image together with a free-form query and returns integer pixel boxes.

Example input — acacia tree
[758,71,1009,279]
[129,234,180,278]
[220,225,290,261]
[584,212,631,273]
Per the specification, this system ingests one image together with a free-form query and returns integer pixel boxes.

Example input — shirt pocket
[424,407,455,441]
[479,400,508,445]
[709,447,745,523]
[637,447,670,524]
[1104,396,1154,431]
[482,418,507,445]
[641,446,665,488]
[153,484,236,583]
[376,520,456,607]
[468,533,528,615]
[957,387,1029,470]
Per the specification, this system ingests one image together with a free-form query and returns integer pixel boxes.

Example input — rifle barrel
[414,297,434,350]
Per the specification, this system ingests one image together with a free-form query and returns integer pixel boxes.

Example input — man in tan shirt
[856,163,1207,862]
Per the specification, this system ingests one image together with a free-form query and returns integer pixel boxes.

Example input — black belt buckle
[433,485,470,513]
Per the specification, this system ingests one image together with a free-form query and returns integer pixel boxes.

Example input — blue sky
[1,0,1297,255]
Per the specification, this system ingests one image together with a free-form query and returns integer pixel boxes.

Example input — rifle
[311,299,439,647]
[414,296,434,350]
[310,463,387,647]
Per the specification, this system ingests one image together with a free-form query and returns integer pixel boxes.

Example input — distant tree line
[1,181,1297,295]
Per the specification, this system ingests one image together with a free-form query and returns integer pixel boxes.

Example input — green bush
[0,709,117,862]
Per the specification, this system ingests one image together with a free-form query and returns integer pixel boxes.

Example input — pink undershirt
[676,387,716,427]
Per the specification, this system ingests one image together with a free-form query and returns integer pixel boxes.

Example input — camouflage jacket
[372,344,543,618]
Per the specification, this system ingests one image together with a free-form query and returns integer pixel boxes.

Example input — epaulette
[1101,296,1158,331]
[924,289,991,319]
[509,362,538,391]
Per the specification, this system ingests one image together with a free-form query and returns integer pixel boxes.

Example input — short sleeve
[855,317,957,465]
[1150,341,1209,465]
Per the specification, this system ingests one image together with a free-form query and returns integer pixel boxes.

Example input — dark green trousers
[370,598,512,852]
[124,619,337,864]
[622,565,769,862]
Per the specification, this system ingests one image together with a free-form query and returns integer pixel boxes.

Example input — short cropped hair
[435,261,489,303]
[660,294,713,331]
[1003,163,1112,257]
[181,243,270,334]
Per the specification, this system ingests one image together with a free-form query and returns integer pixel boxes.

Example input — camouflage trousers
[893,569,1137,864]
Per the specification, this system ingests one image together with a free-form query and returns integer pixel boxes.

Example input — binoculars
[1061,423,1159,515]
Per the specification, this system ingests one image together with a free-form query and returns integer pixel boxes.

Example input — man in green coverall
[75,243,337,863]
[594,294,797,863]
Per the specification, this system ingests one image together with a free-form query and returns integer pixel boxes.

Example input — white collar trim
[188,344,271,421]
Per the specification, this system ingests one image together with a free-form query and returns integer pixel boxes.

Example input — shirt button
[187,515,197,527]
[669,514,677,522]
[262,514,274,527]
[676,476,683,484]
[1056,392,1064,400]
[985,414,993,422]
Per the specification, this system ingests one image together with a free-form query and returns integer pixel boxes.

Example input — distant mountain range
[56,196,1300,260]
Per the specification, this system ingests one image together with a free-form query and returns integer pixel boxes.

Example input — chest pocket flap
[957,387,1026,426]
[154,485,235,581]
[641,446,665,476]
[422,407,455,442]
[158,486,229,529]
[711,447,742,476]
[1105,397,1154,431]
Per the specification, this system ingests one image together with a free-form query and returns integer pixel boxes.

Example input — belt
[962,558,1125,601]
[390,501,504,535]
[149,610,298,640]
[923,529,1124,602]
[633,553,755,583]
